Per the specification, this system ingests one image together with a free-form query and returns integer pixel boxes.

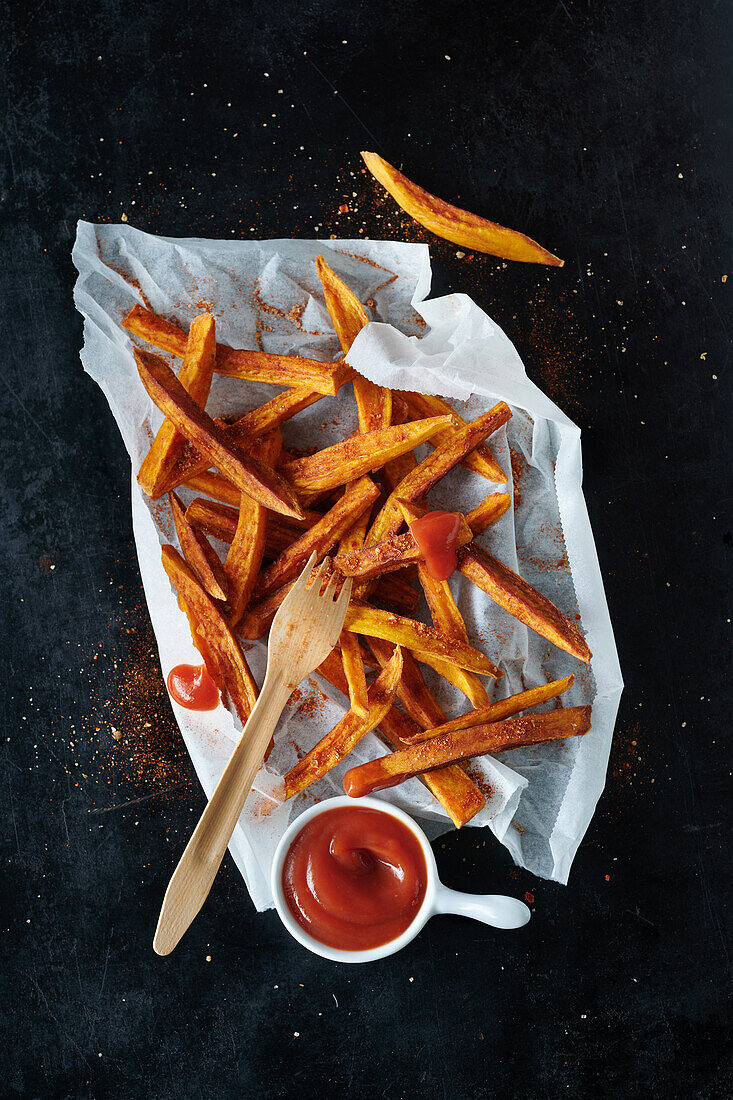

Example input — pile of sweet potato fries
[125,254,591,827]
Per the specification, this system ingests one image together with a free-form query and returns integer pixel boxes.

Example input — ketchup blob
[166,663,220,711]
[282,806,427,951]
[409,510,461,580]
[343,764,404,799]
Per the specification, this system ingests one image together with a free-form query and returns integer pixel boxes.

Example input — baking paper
[72,221,623,909]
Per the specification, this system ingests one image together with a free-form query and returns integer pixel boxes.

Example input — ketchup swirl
[282,807,427,951]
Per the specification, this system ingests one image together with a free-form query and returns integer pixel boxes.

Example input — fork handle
[153,672,292,955]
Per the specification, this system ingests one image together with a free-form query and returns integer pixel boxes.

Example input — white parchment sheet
[72,221,623,909]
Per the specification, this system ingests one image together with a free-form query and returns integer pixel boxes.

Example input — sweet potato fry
[457,544,592,662]
[220,386,327,438]
[183,471,241,508]
[315,255,391,433]
[255,476,380,598]
[343,602,501,677]
[361,151,564,267]
[263,516,320,559]
[335,532,417,580]
[123,304,344,395]
[225,495,265,625]
[353,376,392,434]
[407,675,575,743]
[138,313,216,498]
[334,513,473,580]
[280,645,403,799]
[338,506,372,556]
[390,393,409,425]
[259,430,282,465]
[315,255,370,352]
[161,545,258,723]
[160,387,327,494]
[414,560,464,638]
[402,391,506,483]
[315,649,484,827]
[279,416,452,494]
[215,350,345,396]
[339,629,369,719]
[337,503,372,719]
[224,433,282,626]
[169,491,228,602]
[133,347,304,519]
[466,492,512,535]
[371,572,419,615]
[366,401,512,545]
[186,498,239,543]
[343,706,591,797]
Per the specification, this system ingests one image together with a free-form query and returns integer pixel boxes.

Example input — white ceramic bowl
[271,795,531,963]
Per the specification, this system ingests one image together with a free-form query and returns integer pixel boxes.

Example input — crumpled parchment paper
[72,221,623,909]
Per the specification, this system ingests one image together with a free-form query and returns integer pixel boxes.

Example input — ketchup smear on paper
[167,664,219,711]
[409,511,461,580]
[282,806,427,951]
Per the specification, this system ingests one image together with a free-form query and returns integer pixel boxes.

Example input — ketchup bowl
[271,796,531,963]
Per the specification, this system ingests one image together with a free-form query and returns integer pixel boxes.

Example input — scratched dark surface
[1,1,731,1097]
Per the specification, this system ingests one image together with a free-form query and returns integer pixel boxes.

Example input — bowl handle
[433,883,531,930]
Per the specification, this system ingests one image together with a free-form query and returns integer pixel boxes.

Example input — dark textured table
[2,2,731,1097]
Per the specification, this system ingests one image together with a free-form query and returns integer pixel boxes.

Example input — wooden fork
[153,553,352,955]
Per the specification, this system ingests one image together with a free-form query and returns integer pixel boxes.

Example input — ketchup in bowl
[282,806,427,951]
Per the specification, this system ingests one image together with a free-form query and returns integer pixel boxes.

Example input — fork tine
[306,557,331,594]
[335,576,353,613]
[295,551,319,591]
[322,573,340,603]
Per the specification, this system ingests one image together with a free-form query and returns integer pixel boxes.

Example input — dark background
[1,1,731,1097]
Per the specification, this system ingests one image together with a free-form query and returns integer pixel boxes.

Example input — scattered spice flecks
[462,763,495,803]
[100,596,190,796]
[101,257,155,313]
[252,274,329,340]
[290,687,329,722]
[517,518,571,574]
